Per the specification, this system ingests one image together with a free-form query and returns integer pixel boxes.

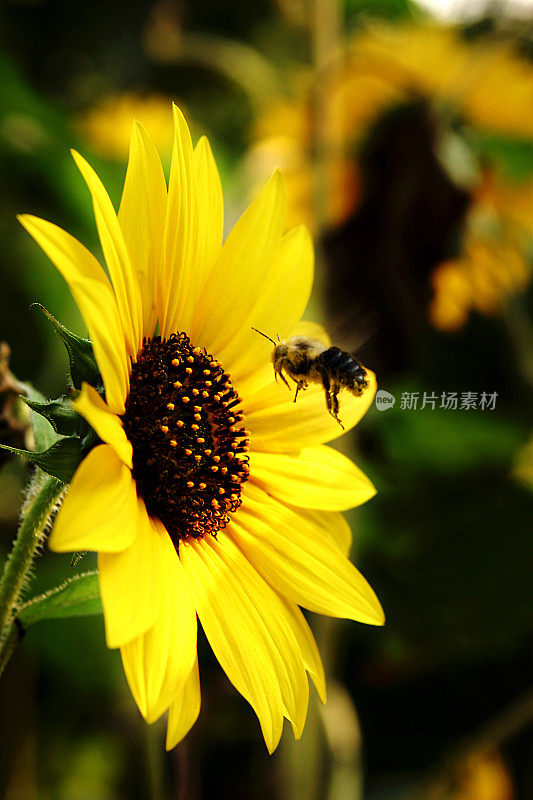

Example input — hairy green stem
[0,468,64,669]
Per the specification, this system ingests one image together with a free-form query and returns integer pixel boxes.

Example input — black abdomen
[317,347,368,391]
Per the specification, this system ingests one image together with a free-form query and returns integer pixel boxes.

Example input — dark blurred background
[1,0,533,798]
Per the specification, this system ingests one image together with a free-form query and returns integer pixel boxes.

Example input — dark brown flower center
[122,332,249,546]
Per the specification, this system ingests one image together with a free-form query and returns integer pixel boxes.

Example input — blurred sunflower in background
[18,104,383,751]
[430,169,533,331]
[248,18,533,350]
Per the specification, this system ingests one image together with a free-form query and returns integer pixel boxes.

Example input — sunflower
[18,104,384,752]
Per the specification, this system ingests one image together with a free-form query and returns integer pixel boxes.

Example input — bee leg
[330,386,344,429]
[275,364,292,391]
[293,381,307,403]
[317,368,343,428]
[320,370,344,428]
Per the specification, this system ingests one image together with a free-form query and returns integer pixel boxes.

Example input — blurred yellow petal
[74,382,132,468]
[192,171,285,356]
[17,214,129,413]
[158,104,195,338]
[121,526,197,720]
[98,500,164,648]
[118,121,167,338]
[72,150,143,357]
[49,445,136,553]
[233,484,384,625]
[166,659,201,750]
[249,446,376,510]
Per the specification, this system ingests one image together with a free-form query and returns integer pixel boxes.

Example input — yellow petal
[180,534,310,751]
[298,506,352,556]
[281,601,326,703]
[213,224,314,384]
[166,659,201,750]
[118,121,167,338]
[121,525,197,720]
[191,171,286,356]
[234,484,384,624]
[249,445,376,510]
[98,500,165,648]
[158,105,195,338]
[74,383,132,468]
[245,368,377,451]
[71,150,143,357]
[18,214,129,414]
[175,136,224,334]
[49,444,137,553]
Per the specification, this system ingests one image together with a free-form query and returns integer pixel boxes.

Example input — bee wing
[323,305,379,356]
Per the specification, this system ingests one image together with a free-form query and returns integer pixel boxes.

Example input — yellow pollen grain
[185,367,193,375]
[204,380,212,387]
[187,355,194,363]
[184,449,192,456]
[167,402,175,411]
[202,391,209,398]
[228,417,235,424]
[182,396,190,403]
[194,413,201,421]
[230,493,238,501]
[192,388,199,396]
[191,424,199,431]
[170,440,177,448]
[187,481,194,488]
[199,482,206,490]
[173,381,182,389]
[176,420,185,428]
[160,425,169,433]
[203,369,211,376]
[193,405,202,412]
[194,454,202,462]
[218,487,225,494]
[213,455,221,463]
[193,347,202,355]
[204,449,212,456]
[214,394,221,402]
[211,465,219,472]
[221,467,228,475]
[172,358,180,366]
[196,437,205,443]
[211,499,220,508]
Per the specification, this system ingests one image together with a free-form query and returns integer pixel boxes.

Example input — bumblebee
[252,328,368,429]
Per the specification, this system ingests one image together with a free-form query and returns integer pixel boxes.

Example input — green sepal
[33,304,101,390]
[18,572,102,625]
[19,382,60,451]
[22,396,83,438]
[0,436,83,483]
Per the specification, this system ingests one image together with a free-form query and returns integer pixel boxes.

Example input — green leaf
[33,304,101,390]
[18,572,102,625]
[0,435,83,483]
[19,382,60,451]
[22,396,81,438]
